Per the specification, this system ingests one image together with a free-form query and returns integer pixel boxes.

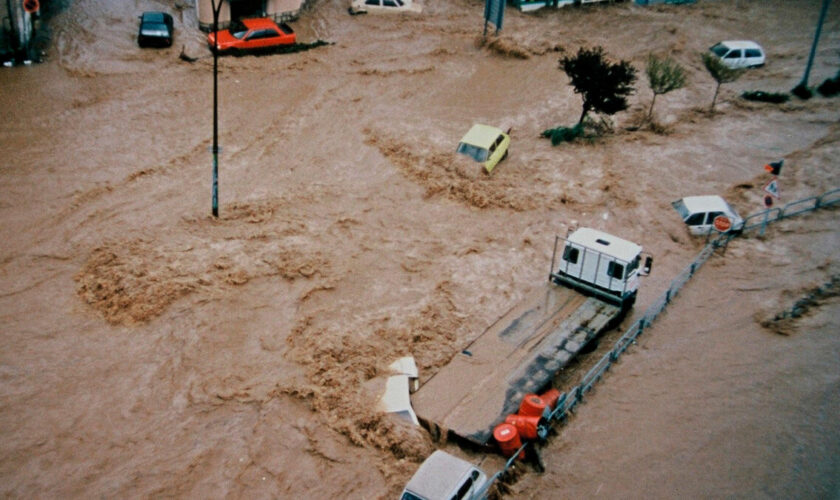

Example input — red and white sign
[764,178,780,199]
[22,0,39,14]
[713,215,732,232]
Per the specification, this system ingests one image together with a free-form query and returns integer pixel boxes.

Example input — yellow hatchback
[456,124,510,173]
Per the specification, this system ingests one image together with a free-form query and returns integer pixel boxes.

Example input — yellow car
[456,124,510,173]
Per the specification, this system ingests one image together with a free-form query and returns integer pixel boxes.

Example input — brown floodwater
[1,0,838,497]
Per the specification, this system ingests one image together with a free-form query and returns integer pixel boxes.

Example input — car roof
[459,124,504,149]
[716,40,762,50]
[241,17,279,29]
[566,227,642,263]
[141,11,170,22]
[677,195,733,214]
[403,451,478,499]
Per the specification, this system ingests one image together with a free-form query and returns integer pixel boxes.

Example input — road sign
[764,178,780,199]
[23,0,39,14]
[713,215,732,232]
[764,195,773,208]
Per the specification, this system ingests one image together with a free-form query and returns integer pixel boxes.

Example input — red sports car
[207,18,296,53]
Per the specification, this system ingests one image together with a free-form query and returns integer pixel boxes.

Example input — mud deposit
[1,0,838,497]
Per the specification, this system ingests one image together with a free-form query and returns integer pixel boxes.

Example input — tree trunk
[577,105,589,125]
[647,93,658,121]
[710,83,721,112]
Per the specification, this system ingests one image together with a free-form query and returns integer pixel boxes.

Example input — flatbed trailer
[412,282,621,446]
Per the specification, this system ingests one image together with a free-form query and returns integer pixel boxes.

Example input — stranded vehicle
[456,124,511,174]
[672,195,744,236]
[349,0,422,14]
[411,228,651,446]
[207,18,296,53]
[708,40,766,69]
[137,11,174,48]
[400,450,488,500]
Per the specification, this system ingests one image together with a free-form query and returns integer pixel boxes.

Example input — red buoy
[505,413,541,440]
[493,423,523,458]
[518,393,547,417]
[539,388,562,411]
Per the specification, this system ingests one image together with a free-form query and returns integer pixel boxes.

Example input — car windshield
[142,23,168,32]
[710,43,728,57]
[456,142,488,162]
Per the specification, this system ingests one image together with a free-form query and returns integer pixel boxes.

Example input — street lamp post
[211,0,222,217]
[793,0,831,98]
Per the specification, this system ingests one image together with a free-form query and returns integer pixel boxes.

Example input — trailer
[411,228,651,447]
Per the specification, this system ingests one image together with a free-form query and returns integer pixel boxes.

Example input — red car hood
[207,30,239,50]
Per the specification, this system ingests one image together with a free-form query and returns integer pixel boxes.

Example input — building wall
[196,0,305,31]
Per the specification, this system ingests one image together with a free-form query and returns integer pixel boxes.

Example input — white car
[400,450,488,500]
[349,0,421,14]
[709,40,766,69]
[672,195,744,235]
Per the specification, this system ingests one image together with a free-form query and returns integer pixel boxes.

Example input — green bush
[817,77,840,97]
[541,124,584,146]
[741,90,790,103]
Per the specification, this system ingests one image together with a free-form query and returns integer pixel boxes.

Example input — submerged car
[400,450,488,500]
[456,124,510,174]
[349,0,422,14]
[207,18,296,53]
[709,40,765,69]
[672,195,744,235]
[138,11,174,48]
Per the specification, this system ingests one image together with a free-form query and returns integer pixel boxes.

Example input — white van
[400,450,488,500]
[552,228,650,308]
[709,40,766,69]
[672,195,744,236]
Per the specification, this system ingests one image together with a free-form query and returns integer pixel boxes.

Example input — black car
[138,11,174,48]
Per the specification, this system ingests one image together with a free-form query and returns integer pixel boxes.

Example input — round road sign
[713,215,732,232]
[23,0,39,14]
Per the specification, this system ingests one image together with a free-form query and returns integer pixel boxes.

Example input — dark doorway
[230,0,265,20]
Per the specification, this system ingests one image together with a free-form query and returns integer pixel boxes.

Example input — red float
[493,423,524,458]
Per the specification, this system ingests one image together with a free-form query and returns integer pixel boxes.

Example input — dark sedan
[138,11,174,48]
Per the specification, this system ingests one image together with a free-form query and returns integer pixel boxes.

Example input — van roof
[677,195,733,214]
[403,450,478,499]
[567,227,642,263]
[459,124,504,149]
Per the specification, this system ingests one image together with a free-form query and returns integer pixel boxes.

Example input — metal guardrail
[484,186,839,489]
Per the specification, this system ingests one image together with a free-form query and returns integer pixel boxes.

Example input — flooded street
[1,0,838,497]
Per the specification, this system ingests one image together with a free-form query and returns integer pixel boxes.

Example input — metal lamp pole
[795,0,831,95]
[211,0,222,217]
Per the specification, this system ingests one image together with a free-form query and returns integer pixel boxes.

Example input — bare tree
[702,53,744,112]
[645,54,687,120]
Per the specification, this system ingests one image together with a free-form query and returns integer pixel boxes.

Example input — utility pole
[211,0,222,217]
[793,0,831,97]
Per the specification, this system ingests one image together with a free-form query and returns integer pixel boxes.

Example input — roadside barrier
[485,186,840,488]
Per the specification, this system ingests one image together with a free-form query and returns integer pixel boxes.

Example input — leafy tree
[560,46,637,125]
[702,52,744,111]
[645,54,687,120]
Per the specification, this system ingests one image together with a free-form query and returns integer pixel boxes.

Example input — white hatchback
[349,0,421,14]
[709,40,766,69]
[672,195,744,235]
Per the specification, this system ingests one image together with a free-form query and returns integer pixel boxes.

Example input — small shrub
[817,77,840,97]
[791,84,813,100]
[741,90,790,103]
[541,124,584,145]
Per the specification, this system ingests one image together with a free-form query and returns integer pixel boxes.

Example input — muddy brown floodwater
[1,0,838,497]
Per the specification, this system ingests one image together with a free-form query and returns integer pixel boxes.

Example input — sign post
[483,0,504,37]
